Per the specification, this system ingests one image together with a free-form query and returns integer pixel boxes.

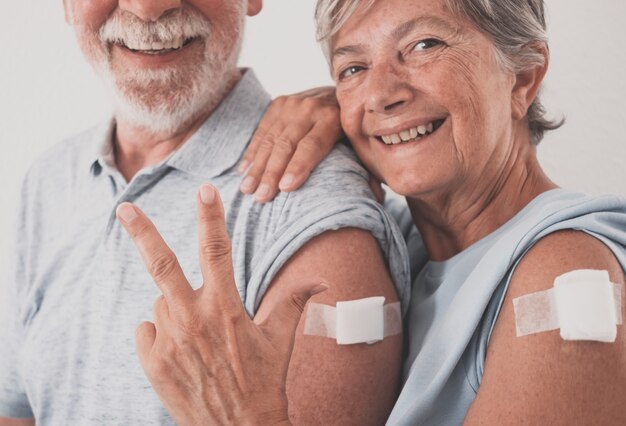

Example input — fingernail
[238,160,250,174]
[117,203,138,224]
[255,184,270,200]
[240,176,255,193]
[200,184,216,205]
[279,173,295,190]
[310,283,329,296]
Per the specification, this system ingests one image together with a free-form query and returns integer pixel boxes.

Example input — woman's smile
[333,0,518,199]
[375,117,447,146]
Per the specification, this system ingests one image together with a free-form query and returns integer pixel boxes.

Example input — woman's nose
[364,63,413,115]
[118,0,182,22]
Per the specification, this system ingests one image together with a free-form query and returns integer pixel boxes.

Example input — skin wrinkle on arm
[465,230,626,425]
[254,228,402,425]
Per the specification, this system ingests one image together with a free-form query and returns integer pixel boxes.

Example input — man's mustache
[98,6,211,48]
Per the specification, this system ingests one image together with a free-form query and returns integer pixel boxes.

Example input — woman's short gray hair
[315,0,563,145]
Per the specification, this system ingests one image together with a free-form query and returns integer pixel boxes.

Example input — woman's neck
[407,140,557,262]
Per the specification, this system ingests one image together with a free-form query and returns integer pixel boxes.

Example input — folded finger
[279,126,338,192]
[240,97,287,174]
[135,321,157,369]
[255,123,314,203]
[240,121,270,175]
[240,124,285,195]
[256,280,329,357]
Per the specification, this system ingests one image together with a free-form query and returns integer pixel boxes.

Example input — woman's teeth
[380,120,442,145]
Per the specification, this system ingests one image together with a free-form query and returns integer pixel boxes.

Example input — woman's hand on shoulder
[466,230,626,425]
[239,86,342,203]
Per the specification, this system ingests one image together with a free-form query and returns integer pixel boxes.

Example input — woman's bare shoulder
[464,229,626,424]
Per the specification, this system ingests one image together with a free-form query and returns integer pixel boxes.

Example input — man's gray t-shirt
[0,70,410,424]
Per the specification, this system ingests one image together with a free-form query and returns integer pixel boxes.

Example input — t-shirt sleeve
[243,145,412,317]
[0,181,34,418]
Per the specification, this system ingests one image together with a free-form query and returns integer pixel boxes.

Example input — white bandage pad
[513,270,623,342]
[304,297,402,345]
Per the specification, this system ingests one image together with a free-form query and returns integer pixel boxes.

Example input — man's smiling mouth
[114,37,197,55]
[376,118,446,145]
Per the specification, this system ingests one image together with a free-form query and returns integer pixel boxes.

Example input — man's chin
[99,54,239,135]
[106,72,209,134]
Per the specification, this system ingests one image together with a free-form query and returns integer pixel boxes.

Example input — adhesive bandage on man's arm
[513,269,623,342]
[304,297,402,345]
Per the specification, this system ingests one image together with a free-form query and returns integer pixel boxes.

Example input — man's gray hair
[315,0,563,145]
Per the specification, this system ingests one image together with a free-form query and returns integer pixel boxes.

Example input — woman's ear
[247,0,263,17]
[511,42,549,120]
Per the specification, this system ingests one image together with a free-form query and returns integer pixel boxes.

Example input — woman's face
[332,0,519,198]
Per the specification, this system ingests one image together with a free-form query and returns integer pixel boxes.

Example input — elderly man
[0,1,410,425]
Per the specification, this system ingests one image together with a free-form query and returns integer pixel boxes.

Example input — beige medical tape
[304,296,402,345]
[513,270,623,342]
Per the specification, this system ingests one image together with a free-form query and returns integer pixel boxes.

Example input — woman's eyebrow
[391,16,458,41]
[332,44,366,62]
[332,16,458,62]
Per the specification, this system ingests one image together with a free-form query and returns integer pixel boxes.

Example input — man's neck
[113,70,242,182]
[113,111,209,182]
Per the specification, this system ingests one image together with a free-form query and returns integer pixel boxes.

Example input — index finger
[117,203,195,309]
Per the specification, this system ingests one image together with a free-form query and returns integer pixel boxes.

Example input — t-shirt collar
[168,69,270,178]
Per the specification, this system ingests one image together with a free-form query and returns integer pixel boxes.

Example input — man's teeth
[122,37,185,52]
[381,121,436,145]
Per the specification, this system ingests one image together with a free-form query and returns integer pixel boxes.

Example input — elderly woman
[246,0,626,421]
[118,0,626,424]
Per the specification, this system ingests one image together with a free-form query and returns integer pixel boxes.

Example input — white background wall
[1,1,625,253]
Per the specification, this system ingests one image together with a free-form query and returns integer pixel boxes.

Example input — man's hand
[239,87,341,203]
[116,184,327,426]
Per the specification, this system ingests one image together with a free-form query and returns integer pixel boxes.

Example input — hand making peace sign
[116,184,327,425]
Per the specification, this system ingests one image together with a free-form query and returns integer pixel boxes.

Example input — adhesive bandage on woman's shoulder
[304,297,402,345]
[513,269,624,342]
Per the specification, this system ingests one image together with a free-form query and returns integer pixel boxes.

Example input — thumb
[258,281,328,356]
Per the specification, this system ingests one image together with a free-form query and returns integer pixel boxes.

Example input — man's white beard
[95,5,244,134]
[102,47,239,135]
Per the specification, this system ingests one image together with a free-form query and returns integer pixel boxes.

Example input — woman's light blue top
[386,188,626,425]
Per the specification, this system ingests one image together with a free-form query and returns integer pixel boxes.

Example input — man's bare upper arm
[465,230,626,425]
[254,227,402,425]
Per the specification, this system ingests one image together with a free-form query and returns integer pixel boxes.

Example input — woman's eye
[338,65,364,80]
[413,38,442,51]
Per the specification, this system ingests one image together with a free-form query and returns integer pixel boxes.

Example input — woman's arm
[465,230,626,424]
